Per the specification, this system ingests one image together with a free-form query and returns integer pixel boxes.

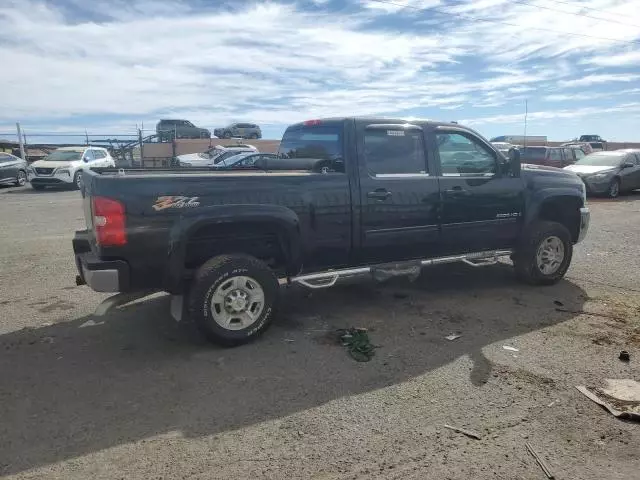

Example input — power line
[365,0,640,45]
[548,0,640,24]
[512,0,640,29]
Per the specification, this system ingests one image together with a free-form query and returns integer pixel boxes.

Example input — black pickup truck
[73,118,590,345]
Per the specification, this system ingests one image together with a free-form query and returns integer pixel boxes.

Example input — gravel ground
[1,185,639,480]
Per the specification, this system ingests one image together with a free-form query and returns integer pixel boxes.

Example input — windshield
[278,124,344,171]
[213,150,250,164]
[575,153,624,167]
[520,147,547,160]
[43,150,83,161]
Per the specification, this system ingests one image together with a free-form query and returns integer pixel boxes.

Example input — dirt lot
[1,185,639,480]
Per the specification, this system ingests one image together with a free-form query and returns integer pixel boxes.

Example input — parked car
[177,144,258,167]
[156,119,211,141]
[211,152,278,170]
[27,146,115,190]
[564,149,640,198]
[560,142,593,155]
[0,152,27,187]
[73,117,589,346]
[519,146,576,168]
[214,123,262,139]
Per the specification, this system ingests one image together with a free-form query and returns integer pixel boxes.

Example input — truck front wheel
[187,254,279,346]
[513,221,573,285]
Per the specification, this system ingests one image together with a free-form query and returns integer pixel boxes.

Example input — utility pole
[16,122,26,161]
[138,128,144,168]
[85,129,89,145]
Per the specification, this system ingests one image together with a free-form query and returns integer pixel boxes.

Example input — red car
[520,146,585,168]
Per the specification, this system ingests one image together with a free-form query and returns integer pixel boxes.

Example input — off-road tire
[513,220,573,286]
[187,254,279,346]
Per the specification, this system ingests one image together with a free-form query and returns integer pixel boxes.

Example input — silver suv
[214,123,262,139]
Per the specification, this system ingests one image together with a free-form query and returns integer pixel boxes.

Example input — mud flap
[170,294,185,322]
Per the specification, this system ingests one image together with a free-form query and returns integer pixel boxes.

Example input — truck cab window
[278,125,344,173]
[436,132,496,176]
[364,129,427,176]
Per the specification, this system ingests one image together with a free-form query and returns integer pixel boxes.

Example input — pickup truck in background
[73,118,590,346]
[578,135,607,152]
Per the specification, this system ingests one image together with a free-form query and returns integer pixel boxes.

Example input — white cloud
[581,50,640,66]
[461,102,640,126]
[0,0,639,133]
[559,74,640,87]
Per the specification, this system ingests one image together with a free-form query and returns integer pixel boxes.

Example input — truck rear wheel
[513,221,573,285]
[187,254,279,346]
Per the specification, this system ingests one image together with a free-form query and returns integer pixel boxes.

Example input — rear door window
[549,149,562,164]
[364,128,427,176]
[278,124,344,173]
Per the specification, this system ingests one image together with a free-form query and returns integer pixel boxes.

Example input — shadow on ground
[0,264,586,475]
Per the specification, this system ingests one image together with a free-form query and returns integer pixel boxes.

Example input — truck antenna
[523,99,528,149]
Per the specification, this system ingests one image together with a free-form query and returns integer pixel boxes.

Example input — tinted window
[278,125,343,172]
[213,151,247,164]
[520,147,547,161]
[573,148,585,160]
[94,150,107,159]
[563,148,574,163]
[364,128,426,175]
[84,150,95,161]
[549,149,562,161]
[436,132,496,176]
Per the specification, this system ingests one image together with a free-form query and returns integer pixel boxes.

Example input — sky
[1,0,640,143]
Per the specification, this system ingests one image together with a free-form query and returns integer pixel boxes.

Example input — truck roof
[287,117,461,129]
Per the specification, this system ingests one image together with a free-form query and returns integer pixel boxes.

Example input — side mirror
[83,158,89,163]
[622,162,634,168]
[507,147,521,176]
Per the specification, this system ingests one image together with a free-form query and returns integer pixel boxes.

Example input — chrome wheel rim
[609,180,619,197]
[536,236,565,275]
[17,171,26,185]
[210,275,265,330]
[76,173,82,188]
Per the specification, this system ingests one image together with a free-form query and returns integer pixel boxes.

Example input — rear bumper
[577,207,590,243]
[73,230,130,292]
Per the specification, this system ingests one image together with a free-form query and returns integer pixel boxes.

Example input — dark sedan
[0,152,27,186]
[564,149,640,198]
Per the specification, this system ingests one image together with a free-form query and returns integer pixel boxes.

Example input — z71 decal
[152,196,201,211]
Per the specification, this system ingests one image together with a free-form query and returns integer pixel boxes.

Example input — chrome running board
[288,250,512,289]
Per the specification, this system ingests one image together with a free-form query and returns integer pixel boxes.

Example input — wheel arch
[526,191,583,243]
[165,205,302,292]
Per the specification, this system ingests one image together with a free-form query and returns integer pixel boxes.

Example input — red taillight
[92,196,126,246]
[303,119,322,126]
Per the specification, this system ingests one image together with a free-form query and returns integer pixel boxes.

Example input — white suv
[27,146,115,190]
